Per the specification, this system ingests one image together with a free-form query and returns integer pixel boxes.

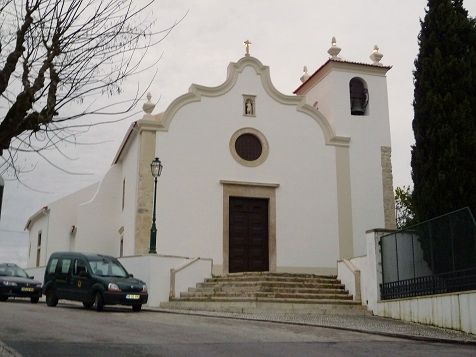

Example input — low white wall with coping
[120,254,212,307]
[337,259,361,301]
[171,258,213,299]
[348,256,367,305]
[24,256,212,308]
[379,291,476,334]
[25,266,46,282]
[340,229,476,335]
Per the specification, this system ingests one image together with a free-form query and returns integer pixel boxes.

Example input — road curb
[145,307,476,346]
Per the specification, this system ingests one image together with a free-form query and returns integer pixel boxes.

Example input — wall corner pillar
[134,123,159,255]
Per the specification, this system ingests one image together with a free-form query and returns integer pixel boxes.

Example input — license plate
[126,294,140,300]
[21,287,34,292]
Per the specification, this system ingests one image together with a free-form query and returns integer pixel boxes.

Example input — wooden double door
[229,197,269,273]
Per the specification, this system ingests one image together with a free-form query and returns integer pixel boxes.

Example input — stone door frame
[220,180,279,275]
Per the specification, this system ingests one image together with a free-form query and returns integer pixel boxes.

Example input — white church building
[25,40,396,281]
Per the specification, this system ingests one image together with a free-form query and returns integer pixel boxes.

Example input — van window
[88,258,128,278]
[47,258,58,273]
[60,259,71,274]
[73,259,87,276]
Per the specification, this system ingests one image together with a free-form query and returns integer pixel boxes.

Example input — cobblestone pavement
[150,307,476,344]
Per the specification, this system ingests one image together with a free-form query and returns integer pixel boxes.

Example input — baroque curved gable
[157,56,349,147]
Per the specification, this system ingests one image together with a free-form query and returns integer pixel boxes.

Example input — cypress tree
[411,0,476,222]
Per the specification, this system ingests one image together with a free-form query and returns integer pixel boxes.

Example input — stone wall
[381,146,396,229]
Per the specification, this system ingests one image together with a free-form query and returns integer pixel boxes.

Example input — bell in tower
[349,77,369,116]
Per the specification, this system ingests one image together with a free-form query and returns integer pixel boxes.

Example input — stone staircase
[160,272,369,315]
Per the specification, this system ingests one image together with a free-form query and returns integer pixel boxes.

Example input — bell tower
[294,38,396,256]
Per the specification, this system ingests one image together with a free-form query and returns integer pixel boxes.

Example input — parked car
[0,263,42,303]
[43,252,148,312]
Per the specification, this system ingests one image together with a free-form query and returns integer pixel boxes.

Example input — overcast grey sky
[1,0,475,266]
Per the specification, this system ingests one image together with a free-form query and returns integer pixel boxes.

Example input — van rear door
[56,258,72,299]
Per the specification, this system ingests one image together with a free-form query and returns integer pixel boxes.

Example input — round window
[235,133,262,161]
[229,128,269,167]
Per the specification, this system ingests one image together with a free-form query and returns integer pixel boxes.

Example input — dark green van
[43,252,148,312]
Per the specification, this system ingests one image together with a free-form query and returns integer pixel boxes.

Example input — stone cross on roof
[244,40,251,56]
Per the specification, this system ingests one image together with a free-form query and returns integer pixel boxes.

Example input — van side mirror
[28,276,34,279]
[128,273,134,278]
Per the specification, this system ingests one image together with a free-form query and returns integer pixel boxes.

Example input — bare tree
[0,0,180,175]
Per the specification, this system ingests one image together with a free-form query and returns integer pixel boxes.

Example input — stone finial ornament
[370,45,383,66]
[300,66,311,83]
[327,36,342,60]
[143,92,155,114]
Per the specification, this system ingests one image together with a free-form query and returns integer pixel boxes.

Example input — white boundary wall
[25,266,46,282]
[25,255,212,308]
[337,259,361,301]
[338,229,476,334]
[120,255,212,307]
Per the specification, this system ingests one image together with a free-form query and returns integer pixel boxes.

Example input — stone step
[197,281,345,290]
[171,296,359,304]
[225,272,338,279]
[160,300,369,315]
[180,291,353,300]
[166,271,359,315]
[189,286,349,295]
[206,276,340,284]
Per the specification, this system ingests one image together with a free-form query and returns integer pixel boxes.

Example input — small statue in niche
[244,97,255,116]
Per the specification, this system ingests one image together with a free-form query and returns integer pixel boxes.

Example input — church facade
[26,44,395,276]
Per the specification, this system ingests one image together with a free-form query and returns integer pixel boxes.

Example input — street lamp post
[149,157,163,254]
[0,175,4,220]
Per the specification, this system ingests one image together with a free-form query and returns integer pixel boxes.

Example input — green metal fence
[380,207,476,300]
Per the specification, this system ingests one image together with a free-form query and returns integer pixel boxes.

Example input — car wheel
[83,300,94,309]
[45,289,58,307]
[30,296,40,304]
[0,296,8,302]
[132,304,142,312]
[94,292,104,312]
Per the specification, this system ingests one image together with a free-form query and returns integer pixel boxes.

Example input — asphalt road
[1,299,475,357]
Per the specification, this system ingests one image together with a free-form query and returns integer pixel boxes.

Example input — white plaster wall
[337,260,357,300]
[47,184,99,258]
[459,293,476,334]
[307,69,392,256]
[377,292,476,334]
[173,259,212,299]
[26,184,98,267]
[156,65,339,271]
[119,255,212,307]
[304,74,338,131]
[348,74,391,257]
[27,215,49,267]
[24,266,46,282]
[119,134,140,257]
[358,231,383,313]
[349,256,368,305]
[75,165,122,255]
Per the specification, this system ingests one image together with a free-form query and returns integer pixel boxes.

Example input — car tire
[45,289,58,307]
[94,292,104,312]
[30,296,40,304]
[0,296,8,302]
[132,304,142,312]
[83,300,94,309]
